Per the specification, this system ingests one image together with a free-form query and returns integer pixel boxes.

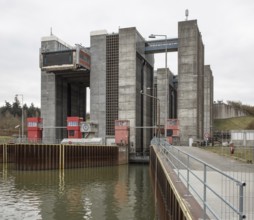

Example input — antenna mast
[185,9,189,21]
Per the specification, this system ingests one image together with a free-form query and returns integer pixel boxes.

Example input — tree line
[227,101,254,129]
[227,101,254,116]
[0,97,41,136]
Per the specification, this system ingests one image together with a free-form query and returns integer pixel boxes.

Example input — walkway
[178,146,252,172]
[172,146,254,219]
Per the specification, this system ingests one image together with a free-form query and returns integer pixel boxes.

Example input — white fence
[231,130,254,146]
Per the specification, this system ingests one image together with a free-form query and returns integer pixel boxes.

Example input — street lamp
[149,34,168,138]
[15,125,21,143]
[140,90,160,140]
[15,94,24,140]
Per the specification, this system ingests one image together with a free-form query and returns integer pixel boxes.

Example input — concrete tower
[40,35,89,142]
[90,27,154,153]
[178,20,205,145]
[204,65,214,138]
[156,68,177,129]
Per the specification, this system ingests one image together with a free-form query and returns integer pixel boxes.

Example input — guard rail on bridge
[151,137,246,220]
[145,38,178,54]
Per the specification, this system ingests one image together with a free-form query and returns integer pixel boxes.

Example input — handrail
[151,137,246,220]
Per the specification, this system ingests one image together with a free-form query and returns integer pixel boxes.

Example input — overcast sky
[0,0,254,108]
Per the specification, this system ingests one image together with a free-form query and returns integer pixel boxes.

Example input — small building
[214,102,247,119]
[27,117,43,141]
[231,130,254,146]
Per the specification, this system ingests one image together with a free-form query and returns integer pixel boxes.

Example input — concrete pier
[178,20,205,145]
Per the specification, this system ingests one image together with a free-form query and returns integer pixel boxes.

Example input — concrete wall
[41,72,86,142]
[55,76,67,140]
[119,27,137,152]
[41,71,57,142]
[154,70,177,130]
[178,20,205,145]
[157,68,171,129]
[136,30,153,153]
[214,103,247,119]
[90,28,153,152]
[204,65,213,137]
[197,33,204,140]
[90,32,107,142]
[118,27,153,153]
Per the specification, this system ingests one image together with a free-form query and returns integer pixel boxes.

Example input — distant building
[231,130,254,146]
[213,102,247,119]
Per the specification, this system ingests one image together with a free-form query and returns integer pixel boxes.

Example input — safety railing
[151,137,246,220]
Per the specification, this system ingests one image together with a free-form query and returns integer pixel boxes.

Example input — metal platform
[145,38,178,54]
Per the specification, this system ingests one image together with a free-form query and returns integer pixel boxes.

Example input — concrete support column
[90,32,107,143]
[118,28,137,152]
[41,71,56,143]
[178,20,205,145]
[157,68,169,129]
[204,65,214,138]
[142,62,153,153]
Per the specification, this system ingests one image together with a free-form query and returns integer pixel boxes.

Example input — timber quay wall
[150,145,205,220]
[0,144,127,170]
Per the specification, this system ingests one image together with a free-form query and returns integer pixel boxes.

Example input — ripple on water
[0,165,155,220]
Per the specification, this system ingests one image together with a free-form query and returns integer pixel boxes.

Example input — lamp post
[15,125,21,143]
[15,94,24,140]
[149,34,168,138]
[140,90,160,140]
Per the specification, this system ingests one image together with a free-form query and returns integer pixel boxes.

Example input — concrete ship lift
[40,34,90,86]
[40,35,91,141]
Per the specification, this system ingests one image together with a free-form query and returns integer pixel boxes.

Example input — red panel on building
[67,117,83,138]
[27,117,43,141]
[166,119,180,144]
[115,120,130,145]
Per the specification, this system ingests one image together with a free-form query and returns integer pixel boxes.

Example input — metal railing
[0,137,63,145]
[151,137,246,220]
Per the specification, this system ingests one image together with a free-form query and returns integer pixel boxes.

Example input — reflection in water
[0,164,155,220]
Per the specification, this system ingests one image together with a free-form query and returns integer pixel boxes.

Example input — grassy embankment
[214,116,254,131]
[202,116,254,163]
[0,136,12,144]
[202,146,253,163]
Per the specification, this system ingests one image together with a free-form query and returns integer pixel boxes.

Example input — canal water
[0,164,155,220]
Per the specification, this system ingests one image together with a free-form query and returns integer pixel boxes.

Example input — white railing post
[239,182,246,220]
[203,164,207,219]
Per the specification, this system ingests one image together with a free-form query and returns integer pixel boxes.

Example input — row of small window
[106,91,119,94]
[106,59,119,61]
[106,81,119,83]
[106,63,118,65]
[106,78,119,80]
[106,71,119,73]
[106,43,119,46]
[67,121,79,126]
[27,122,38,127]
[106,87,119,89]
[106,75,119,77]
[106,106,119,108]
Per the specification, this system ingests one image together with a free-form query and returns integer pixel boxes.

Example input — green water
[0,164,155,220]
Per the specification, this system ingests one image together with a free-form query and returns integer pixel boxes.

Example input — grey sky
[0,0,254,107]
